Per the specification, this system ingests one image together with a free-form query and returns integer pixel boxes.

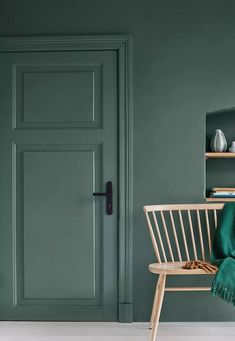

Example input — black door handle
[93,181,113,215]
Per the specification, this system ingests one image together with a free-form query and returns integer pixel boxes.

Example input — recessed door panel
[17,147,99,302]
[13,64,102,128]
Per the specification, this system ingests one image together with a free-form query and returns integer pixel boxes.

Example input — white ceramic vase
[210,129,227,152]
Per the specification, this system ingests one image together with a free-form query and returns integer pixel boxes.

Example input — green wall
[1,0,235,321]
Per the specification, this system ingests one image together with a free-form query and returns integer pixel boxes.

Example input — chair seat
[149,262,217,275]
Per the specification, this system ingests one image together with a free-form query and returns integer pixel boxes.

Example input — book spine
[210,194,235,198]
[212,192,235,195]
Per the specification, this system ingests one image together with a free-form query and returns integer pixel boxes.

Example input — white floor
[0,322,234,341]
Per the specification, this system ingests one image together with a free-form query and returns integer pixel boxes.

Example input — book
[212,187,235,191]
[212,191,235,195]
[210,194,235,198]
[210,196,235,198]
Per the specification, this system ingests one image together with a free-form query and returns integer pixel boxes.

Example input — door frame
[0,35,133,322]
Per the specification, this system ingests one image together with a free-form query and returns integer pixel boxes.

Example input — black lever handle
[93,181,113,215]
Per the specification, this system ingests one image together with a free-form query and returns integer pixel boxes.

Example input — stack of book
[210,187,235,198]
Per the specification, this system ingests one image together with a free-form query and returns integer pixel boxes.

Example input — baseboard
[118,303,133,323]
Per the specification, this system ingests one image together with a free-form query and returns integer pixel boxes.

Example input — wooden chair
[143,203,224,341]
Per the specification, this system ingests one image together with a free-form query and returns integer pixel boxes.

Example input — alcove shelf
[206,197,235,202]
[205,108,235,202]
[205,152,235,159]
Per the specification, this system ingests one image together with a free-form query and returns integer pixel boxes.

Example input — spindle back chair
[143,203,224,341]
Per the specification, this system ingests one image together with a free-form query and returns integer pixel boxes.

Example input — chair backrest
[143,203,224,263]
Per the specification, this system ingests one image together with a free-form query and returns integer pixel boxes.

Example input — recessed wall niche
[205,108,235,201]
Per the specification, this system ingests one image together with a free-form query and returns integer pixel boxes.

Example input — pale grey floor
[0,322,234,340]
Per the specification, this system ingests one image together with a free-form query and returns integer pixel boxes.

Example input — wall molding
[0,35,132,52]
[1,35,133,322]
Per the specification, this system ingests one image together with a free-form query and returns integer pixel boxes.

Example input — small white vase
[229,141,235,153]
[210,129,227,152]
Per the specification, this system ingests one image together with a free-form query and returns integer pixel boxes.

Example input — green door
[0,50,117,320]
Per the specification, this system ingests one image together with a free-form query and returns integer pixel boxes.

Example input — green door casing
[0,47,119,320]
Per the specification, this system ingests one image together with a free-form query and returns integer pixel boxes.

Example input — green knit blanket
[211,202,235,306]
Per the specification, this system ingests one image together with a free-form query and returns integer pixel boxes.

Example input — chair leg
[149,279,160,329]
[150,274,166,341]
[150,274,166,329]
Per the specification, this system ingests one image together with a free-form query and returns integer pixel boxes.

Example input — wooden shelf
[206,197,235,202]
[205,152,235,158]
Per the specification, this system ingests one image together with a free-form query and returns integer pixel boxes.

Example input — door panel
[19,146,100,301]
[14,64,102,128]
[0,50,117,320]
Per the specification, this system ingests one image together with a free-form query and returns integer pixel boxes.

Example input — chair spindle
[214,209,218,229]
[187,210,198,260]
[196,209,205,261]
[169,210,182,262]
[152,212,167,262]
[178,210,190,261]
[205,209,211,254]
[160,211,174,262]
[145,211,161,263]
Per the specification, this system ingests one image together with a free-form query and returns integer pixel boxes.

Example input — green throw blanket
[211,202,235,306]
